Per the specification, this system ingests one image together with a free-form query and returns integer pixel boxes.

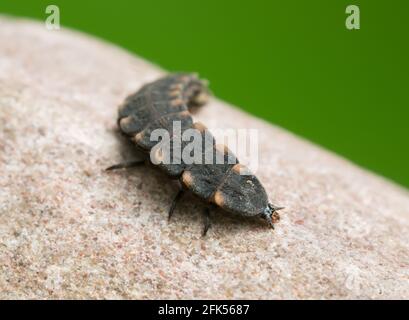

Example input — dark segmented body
[116,73,281,226]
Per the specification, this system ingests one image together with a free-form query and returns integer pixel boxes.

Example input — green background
[1,0,408,188]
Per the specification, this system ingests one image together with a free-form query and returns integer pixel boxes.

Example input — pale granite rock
[0,17,408,299]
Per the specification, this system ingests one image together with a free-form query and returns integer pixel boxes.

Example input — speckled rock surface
[0,17,409,299]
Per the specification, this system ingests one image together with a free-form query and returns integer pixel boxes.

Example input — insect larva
[107,73,283,235]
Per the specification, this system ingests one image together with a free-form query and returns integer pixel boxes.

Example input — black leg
[105,160,144,171]
[168,189,184,221]
[202,207,211,237]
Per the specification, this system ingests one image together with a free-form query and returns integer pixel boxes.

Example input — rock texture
[0,17,408,299]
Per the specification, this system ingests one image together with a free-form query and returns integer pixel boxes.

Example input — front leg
[202,207,211,237]
[168,188,185,221]
[105,159,145,171]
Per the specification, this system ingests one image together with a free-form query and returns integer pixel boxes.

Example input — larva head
[213,164,283,227]
[261,203,284,229]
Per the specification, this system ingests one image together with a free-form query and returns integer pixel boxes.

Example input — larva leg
[202,207,211,237]
[105,160,145,171]
[168,188,185,221]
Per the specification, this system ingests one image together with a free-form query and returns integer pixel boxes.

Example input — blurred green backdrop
[1,0,408,188]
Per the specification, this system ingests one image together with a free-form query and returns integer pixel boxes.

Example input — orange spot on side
[232,164,244,174]
[153,148,164,163]
[170,83,183,91]
[169,89,181,98]
[192,122,207,133]
[119,116,132,128]
[182,171,193,188]
[170,98,184,107]
[213,191,225,207]
[133,131,143,142]
[179,110,190,117]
